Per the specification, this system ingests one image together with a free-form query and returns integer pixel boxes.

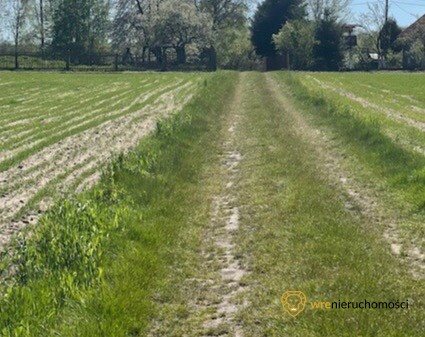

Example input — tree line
[0,0,254,69]
[253,0,409,70]
[0,0,416,70]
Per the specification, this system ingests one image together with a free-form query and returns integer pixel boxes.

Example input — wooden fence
[0,51,215,72]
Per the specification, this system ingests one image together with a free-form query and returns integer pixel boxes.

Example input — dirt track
[199,76,248,336]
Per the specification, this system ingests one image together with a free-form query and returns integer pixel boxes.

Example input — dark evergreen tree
[379,18,402,55]
[312,10,343,71]
[251,0,305,57]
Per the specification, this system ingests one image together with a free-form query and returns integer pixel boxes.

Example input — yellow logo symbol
[281,291,307,317]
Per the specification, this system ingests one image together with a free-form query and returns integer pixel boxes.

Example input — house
[342,24,359,48]
[398,15,425,41]
[397,14,425,70]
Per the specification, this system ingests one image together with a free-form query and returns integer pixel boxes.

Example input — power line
[394,1,425,7]
[392,1,422,18]
[351,0,425,7]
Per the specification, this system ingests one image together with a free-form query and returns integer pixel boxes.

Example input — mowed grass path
[234,73,424,336]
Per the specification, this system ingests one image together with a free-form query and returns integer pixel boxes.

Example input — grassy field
[293,72,425,251]
[0,72,201,170]
[0,71,206,246]
[0,71,424,336]
[298,72,425,155]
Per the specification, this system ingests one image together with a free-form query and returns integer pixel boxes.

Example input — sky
[248,0,425,28]
[1,0,425,42]
[350,0,425,27]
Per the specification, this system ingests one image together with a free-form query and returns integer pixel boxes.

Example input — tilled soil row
[0,84,109,126]
[0,84,135,145]
[0,81,196,249]
[0,81,142,136]
[0,80,168,163]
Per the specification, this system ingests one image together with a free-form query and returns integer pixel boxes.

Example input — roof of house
[399,14,425,39]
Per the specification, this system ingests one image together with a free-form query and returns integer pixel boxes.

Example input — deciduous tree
[156,0,211,64]
[273,20,315,69]
[7,0,30,68]
[251,0,305,57]
[307,0,350,22]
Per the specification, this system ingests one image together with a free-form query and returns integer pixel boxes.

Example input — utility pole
[40,0,45,51]
[381,0,389,70]
[385,0,389,23]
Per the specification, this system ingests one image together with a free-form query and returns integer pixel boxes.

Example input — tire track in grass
[186,74,249,336]
[201,149,247,336]
[268,74,424,279]
[0,80,198,249]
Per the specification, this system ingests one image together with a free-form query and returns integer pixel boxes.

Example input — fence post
[286,52,290,71]
[66,48,71,71]
[114,54,118,71]
[14,49,19,70]
[207,47,217,71]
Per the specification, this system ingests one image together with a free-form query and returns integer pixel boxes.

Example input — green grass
[1,70,423,336]
[277,72,425,246]
[297,72,425,153]
[234,72,424,336]
[0,71,205,228]
[0,72,237,336]
[302,72,425,119]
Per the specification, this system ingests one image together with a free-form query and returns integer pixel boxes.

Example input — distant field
[0,71,205,246]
